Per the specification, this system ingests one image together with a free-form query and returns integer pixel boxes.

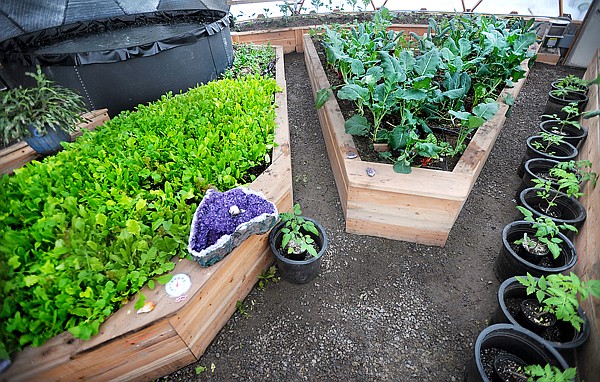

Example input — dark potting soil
[480,347,512,380]
[161,23,585,381]
[494,355,527,382]
[505,298,561,342]
[508,242,559,268]
[520,299,556,328]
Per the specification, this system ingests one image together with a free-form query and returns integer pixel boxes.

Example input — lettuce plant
[0,75,279,359]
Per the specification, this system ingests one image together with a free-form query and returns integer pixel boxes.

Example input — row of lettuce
[0,45,279,359]
[318,8,537,172]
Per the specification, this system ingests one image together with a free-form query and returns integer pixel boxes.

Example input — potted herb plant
[540,103,587,147]
[492,273,600,352]
[518,133,578,177]
[495,206,577,281]
[551,73,600,95]
[544,88,588,118]
[0,66,88,155]
[466,324,570,382]
[518,186,586,235]
[540,103,600,147]
[268,203,328,284]
[521,159,596,195]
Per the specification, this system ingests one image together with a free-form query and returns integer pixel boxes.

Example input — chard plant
[515,206,576,259]
[516,272,600,331]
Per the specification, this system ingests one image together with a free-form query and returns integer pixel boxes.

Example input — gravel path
[160,53,583,381]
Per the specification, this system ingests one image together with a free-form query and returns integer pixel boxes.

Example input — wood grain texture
[1,47,291,382]
[573,49,600,382]
[302,35,535,246]
[0,109,109,175]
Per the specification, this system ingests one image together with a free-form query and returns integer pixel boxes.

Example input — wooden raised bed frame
[1,46,291,382]
[303,34,536,246]
[573,48,600,382]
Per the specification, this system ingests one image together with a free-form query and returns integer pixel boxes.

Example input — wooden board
[0,109,110,175]
[573,48,600,382]
[303,34,536,246]
[1,46,292,382]
[232,24,429,54]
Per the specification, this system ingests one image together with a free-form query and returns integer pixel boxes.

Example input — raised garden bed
[303,33,538,246]
[0,46,291,382]
[231,24,427,53]
[0,109,110,175]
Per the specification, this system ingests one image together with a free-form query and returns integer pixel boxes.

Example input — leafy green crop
[318,9,536,173]
[0,75,279,359]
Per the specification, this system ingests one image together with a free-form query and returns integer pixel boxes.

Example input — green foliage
[554,160,597,187]
[257,265,280,290]
[278,204,320,257]
[516,273,600,331]
[0,66,88,145]
[515,206,576,259]
[0,75,279,358]
[320,9,535,172]
[223,43,276,79]
[553,73,600,93]
[523,364,576,382]
[530,132,565,155]
[315,87,332,109]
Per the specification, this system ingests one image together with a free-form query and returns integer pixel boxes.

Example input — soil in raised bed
[232,11,442,32]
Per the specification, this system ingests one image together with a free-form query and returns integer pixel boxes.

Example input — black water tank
[0,1,234,116]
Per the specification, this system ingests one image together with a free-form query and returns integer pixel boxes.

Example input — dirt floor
[159,52,584,381]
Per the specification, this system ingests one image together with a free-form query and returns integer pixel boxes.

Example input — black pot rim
[548,90,589,103]
[539,119,588,140]
[501,221,577,272]
[550,81,587,95]
[498,277,590,349]
[519,187,587,226]
[526,136,578,160]
[268,216,328,265]
[473,323,570,380]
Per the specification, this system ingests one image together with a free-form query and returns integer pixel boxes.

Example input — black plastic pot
[550,81,587,95]
[466,324,570,382]
[492,277,591,352]
[543,90,588,119]
[518,187,586,235]
[495,221,577,282]
[520,158,583,197]
[0,10,234,117]
[24,124,71,156]
[518,136,577,178]
[539,119,588,148]
[268,217,328,284]
[492,353,526,382]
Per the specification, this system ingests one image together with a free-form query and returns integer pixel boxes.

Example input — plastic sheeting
[0,0,230,42]
[0,10,228,66]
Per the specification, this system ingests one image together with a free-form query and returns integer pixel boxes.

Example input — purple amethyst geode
[188,187,278,267]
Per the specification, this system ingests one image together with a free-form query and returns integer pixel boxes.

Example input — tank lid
[0,0,229,42]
